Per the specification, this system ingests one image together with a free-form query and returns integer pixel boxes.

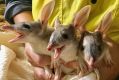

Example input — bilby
[78,11,113,69]
[2,1,55,80]
[47,5,91,78]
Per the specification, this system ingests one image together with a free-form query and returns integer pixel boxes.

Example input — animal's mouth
[47,43,65,59]
[54,46,65,59]
[8,32,24,43]
[2,25,25,43]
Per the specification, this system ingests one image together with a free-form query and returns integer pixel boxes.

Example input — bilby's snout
[47,43,54,51]
[2,25,14,31]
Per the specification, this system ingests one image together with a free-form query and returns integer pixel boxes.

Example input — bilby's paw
[54,67,62,80]
[45,68,53,80]
[77,59,89,78]
[105,58,114,68]
[104,49,114,68]
[79,61,89,73]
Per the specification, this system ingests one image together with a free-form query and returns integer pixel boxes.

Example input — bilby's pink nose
[47,43,54,51]
[2,25,13,30]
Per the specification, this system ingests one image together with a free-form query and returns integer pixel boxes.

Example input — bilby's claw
[44,67,53,80]
[79,59,89,74]
[54,67,62,80]
[106,59,114,68]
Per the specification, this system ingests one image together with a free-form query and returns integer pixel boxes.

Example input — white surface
[0,45,34,80]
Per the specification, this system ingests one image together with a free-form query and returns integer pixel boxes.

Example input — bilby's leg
[54,66,62,80]
[34,67,45,80]
[104,48,113,67]
[78,56,88,77]
[34,66,54,80]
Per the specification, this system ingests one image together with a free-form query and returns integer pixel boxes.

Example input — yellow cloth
[32,0,119,43]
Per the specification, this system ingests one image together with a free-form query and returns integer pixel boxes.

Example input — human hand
[25,43,51,67]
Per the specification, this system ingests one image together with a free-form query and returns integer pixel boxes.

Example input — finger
[34,67,45,80]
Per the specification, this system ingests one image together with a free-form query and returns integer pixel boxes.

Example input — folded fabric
[0,45,15,80]
[0,45,34,80]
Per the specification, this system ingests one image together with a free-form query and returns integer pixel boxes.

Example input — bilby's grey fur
[79,31,103,63]
[78,11,113,68]
[48,5,91,78]
[11,21,54,56]
[3,1,56,80]
[48,23,87,73]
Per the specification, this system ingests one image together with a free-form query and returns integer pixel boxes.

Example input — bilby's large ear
[73,5,91,32]
[54,18,61,30]
[95,11,112,33]
[40,0,55,25]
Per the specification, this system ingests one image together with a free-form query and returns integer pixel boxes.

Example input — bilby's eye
[23,24,31,29]
[62,33,68,39]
